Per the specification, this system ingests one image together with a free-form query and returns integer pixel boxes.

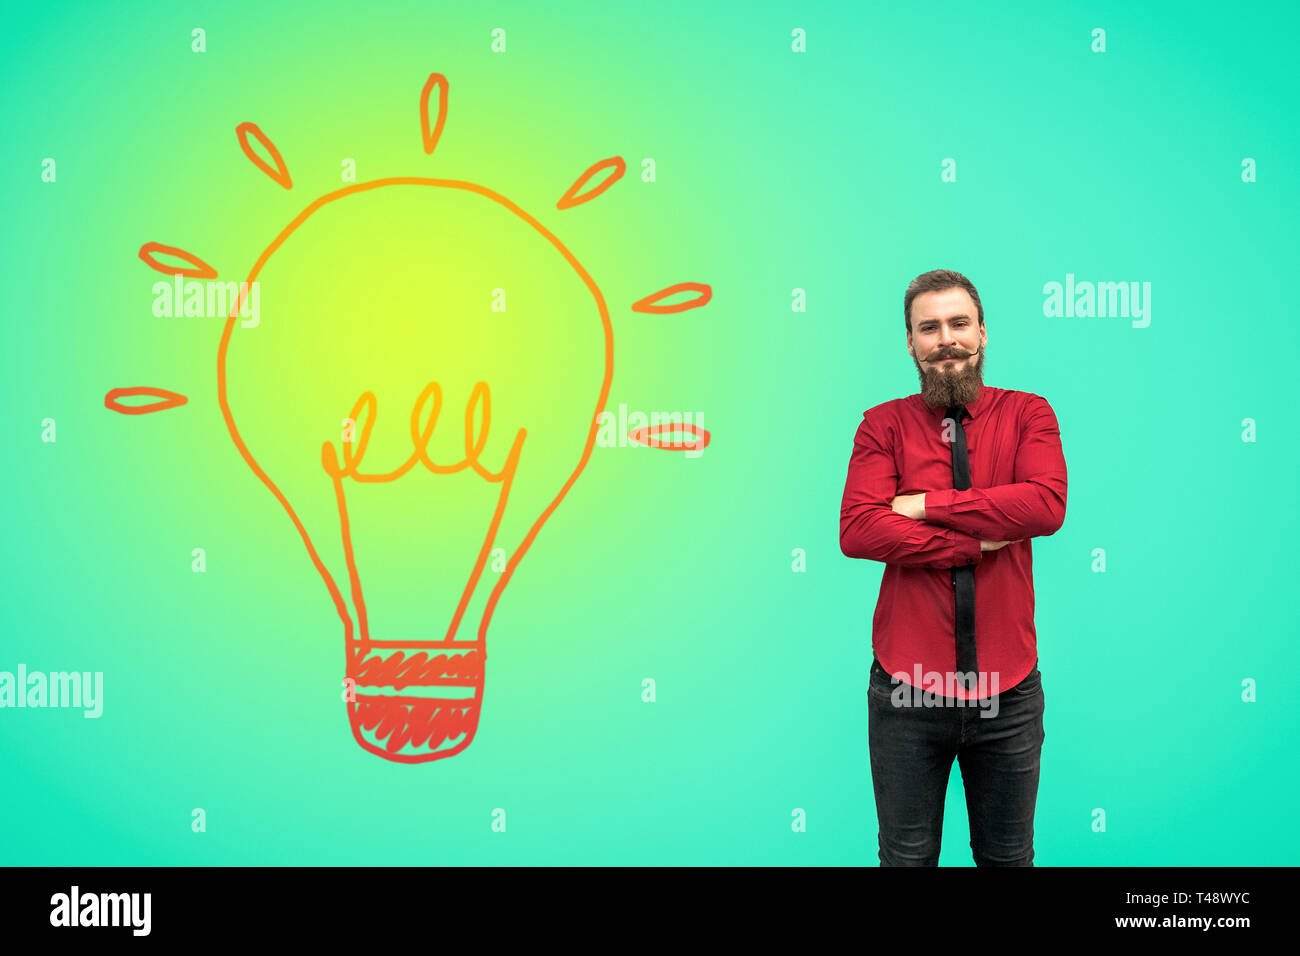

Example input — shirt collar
[919,382,986,422]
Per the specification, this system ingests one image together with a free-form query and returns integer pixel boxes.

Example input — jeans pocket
[1005,667,1041,696]
[868,660,896,699]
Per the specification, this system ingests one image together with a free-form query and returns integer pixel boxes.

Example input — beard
[913,345,985,409]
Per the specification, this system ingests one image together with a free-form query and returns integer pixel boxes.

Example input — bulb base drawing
[347,640,483,763]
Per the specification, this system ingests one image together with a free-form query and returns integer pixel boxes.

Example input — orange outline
[631,281,712,314]
[419,73,449,155]
[105,386,189,415]
[236,121,293,190]
[138,242,218,279]
[557,156,626,210]
[628,422,710,452]
[216,177,614,764]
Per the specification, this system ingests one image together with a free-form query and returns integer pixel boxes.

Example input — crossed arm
[839,396,1067,569]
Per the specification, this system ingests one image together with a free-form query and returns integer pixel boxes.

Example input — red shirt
[839,383,1067,699]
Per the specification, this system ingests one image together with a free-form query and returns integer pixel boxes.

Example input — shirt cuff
[926,487,956,524]
[951,529,981,567]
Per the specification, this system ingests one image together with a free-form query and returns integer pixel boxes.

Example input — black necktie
[947,405,978,690]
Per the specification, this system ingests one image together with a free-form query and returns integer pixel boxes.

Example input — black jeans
[867,656,1045,866]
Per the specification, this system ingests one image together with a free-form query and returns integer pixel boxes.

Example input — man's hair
[904,269,984,334]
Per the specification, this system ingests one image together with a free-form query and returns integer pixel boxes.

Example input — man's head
[904,269,988,409]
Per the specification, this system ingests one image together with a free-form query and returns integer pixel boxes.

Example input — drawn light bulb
[219,182,615,763]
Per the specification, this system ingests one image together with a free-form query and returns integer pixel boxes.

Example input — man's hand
[980,539,1024,551]
[889,493,926,521]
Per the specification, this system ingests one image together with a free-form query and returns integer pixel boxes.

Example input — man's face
[907,287,988,408]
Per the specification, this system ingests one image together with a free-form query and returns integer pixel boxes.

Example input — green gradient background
[3,0,1297,865]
